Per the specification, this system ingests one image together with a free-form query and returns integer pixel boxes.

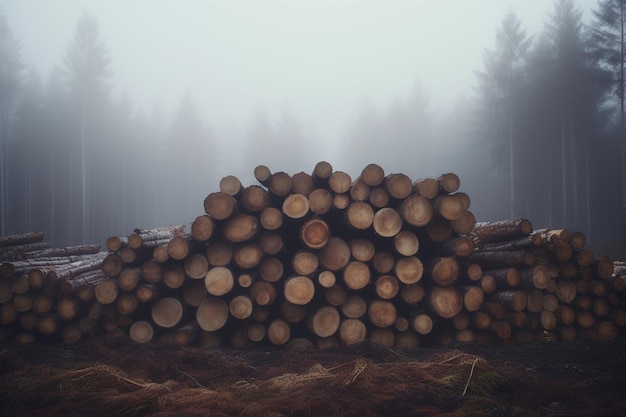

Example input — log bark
[0,232,45,247]
[466,250,536,270]
[471,218,533,245]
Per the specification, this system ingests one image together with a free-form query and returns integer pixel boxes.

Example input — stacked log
[0,162,624,349]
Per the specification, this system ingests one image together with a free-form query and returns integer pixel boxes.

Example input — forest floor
[1,337,625,417]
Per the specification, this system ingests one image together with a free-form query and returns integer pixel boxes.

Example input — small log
[205,266,234,296]
[204,192,237,220]
[395,256,424,285]
[196,296,229,331]
[250,281,277,306]
[259,257,284,282]
[291,171,315,196]
[116,292,138,316]
[339,318,367,345]
[429,256,460,286]
[433,194,465,221]
[267,319,291,345]
[101,253,123,278]
[308,305,340,337]
[184,254,209,279]
[242,185,271,212]
[206,240,234,267]
[350,178,370,201]
[317,270,336,288]
[394,231,419,257]
[425,217,453,242]
[368,187,390,208]
[329,171,352,194]
[300,218,330,249]
[282,194,310,219]
[268,172,292,197]
[167,236,190,261]
[260,231,283,255]
[437,173,461,193]
[450,210,477,235]
[384,173,413,200]
[371,250,394,274]
[260,207,283,230]
[136,284,161,303]
[95,280,118,305]
[324,284,347,306]
[400,194,433,227]
[368,299,397,327]
[151,297,183,328]
[413,313,434,335]
[462,286,484,312]
[229,295,254,319]
[281,301,307,323]
[223,214,260,243]
[360,163,385,187]
[429,286,463,319]
[318,237,351,271]
[372,207,402,237]
[233,242,264,269]
[163,264,185,289]
[341,295,367,318]
[308,189,333,215]
[219,174,243,196]
[141,260,163,284]
[400,283,425,305]
[375,275,400,299]
[342,261,371,290]
[191,215,214,242]
[253,165,272,185]
[414,177,439,199]
[345,201,374,230]
[292,250,318,276]
[284,275,315,305]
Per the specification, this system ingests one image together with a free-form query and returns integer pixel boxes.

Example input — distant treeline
[0,0,624,249]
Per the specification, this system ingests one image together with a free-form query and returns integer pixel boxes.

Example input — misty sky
[3,0,593,146]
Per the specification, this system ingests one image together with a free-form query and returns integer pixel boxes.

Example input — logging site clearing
[1,161,625,416]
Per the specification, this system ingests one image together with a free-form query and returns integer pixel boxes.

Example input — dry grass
[1,339,625,417]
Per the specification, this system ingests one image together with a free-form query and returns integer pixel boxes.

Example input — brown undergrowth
[1,338,625,417]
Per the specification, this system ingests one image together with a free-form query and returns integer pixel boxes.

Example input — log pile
[0,162,624,348]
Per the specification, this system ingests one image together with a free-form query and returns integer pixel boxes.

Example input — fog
[2,0,623,255]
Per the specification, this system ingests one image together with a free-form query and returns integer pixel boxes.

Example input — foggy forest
[0,0,625,258]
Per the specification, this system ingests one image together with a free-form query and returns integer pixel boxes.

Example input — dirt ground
[1,337,625,417]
